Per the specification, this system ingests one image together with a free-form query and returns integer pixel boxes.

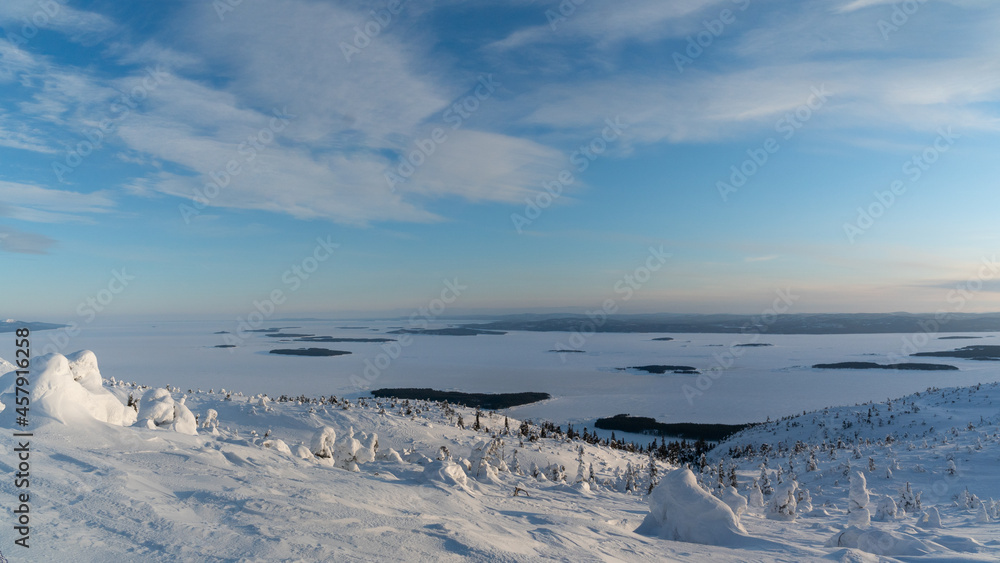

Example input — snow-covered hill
[0,351,997,561]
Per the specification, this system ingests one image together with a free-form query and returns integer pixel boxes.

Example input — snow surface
[0,348,998,561]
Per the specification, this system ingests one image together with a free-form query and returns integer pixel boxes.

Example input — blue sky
[2,0,1000,320]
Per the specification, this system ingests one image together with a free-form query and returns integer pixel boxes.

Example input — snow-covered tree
[796,486,813,514]
[767,481,797,521]
[748,480,764,508]
[847,471,871,528]
[510,449,523,476]
[946,459,958,475]
[873,495,897,521]
[806,451,819,472]
[899,482,921,514]
[976,501,991,523]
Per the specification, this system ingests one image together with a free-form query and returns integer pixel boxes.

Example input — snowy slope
[0,352,997,561]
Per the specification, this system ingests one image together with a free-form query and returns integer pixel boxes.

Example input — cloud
[490,0,730,51]
[0,224,55,254]
[745,255,779,262]
[0,181,115,223]
[0,0,115,38]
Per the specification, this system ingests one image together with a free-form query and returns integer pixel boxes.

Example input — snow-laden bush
[847,471,871,528]
[139,388,175,426]
[469,438,507,483]
[976,501,991,523]
[172,397,198,435]
[747,480,764,509]
[873,494,897,521]
[420,459,470,491]
[719,486,747,520]
[137,388,197,435]
[796,487,813,514]
[767,481,797,521]
[899,481,921,513]
[635,468,748,546]
[379,448,403,463]
[916,506,943,529]
[201,408,219,435]
[335,427,363,471]
[310,426,337,459]
[355,431,378,464]
[263,439,292,456]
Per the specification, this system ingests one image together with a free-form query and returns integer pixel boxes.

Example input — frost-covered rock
[635,468,748,546]
[7,353,137,427]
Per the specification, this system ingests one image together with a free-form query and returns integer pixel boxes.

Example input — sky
[1,0,1000,321]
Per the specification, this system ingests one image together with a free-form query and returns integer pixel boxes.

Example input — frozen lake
[10,318,1000,427]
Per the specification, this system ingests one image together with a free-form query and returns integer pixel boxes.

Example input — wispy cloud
[0,181,115,223]
[0,224,55,254]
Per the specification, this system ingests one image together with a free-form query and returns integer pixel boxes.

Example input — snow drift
[0,351,136,427]
[635,468,749,545]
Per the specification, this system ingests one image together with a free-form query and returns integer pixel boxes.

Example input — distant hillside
[464,312,1000,335]
[0,319,67,332]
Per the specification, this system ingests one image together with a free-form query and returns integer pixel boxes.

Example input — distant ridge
[464,312,1000,335]
[0,319,67,332]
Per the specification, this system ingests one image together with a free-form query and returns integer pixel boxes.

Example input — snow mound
[825,526,933,556]
[2,353,137,426]
[420,460,470,491]
[635,468,749,546]
[66,350,103,390]
[0,357,14,376]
